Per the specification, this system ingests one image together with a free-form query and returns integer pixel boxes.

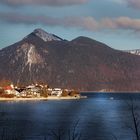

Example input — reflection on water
[0,93,140,140]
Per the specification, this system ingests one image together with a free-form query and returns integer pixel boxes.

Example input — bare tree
[46,119,81,140]
[68,119,81,140]
[126,99,140,140]
[50,129,65,140]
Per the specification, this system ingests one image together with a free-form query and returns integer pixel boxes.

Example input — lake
[0,93,140,140]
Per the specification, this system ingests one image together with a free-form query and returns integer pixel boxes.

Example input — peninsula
[0,83,83,101]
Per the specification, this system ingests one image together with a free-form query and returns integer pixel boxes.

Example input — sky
[0,0,140,50]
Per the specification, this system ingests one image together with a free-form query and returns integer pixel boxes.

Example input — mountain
[27,28,64,42]
[125,49,140,56]
[0,28,140,91]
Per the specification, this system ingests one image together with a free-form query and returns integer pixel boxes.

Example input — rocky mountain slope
[0,28,140,91]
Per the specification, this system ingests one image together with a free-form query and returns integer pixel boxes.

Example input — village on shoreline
[0,83,84,100]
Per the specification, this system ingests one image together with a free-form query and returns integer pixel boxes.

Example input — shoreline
[80,91,140,93]
[0,97,47,101]
[0,96,86,101]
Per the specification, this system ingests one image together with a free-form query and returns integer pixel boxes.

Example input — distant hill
[0,28,140,91]
[125,49,140,56]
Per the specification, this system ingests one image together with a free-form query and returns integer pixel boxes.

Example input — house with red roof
[3,84,19,96]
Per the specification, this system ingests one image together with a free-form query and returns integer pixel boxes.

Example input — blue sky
[0,0,140,50]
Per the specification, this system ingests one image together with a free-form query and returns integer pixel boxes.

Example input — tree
[0,89,4,95]
[0,80,12,87]
[40,88,48,97]
[62,90,68,97]
[125,99,140,140]
[69,90,79,97]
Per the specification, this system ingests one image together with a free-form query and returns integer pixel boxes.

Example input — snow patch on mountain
[26,44,43,70]
[126,49,140,56]
[33,28,63,42]
[16,43,44,72]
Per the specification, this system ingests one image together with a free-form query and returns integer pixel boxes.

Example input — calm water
[0,93,140,140]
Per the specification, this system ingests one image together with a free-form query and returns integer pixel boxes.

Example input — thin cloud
[0,12,99,30]
[126,0,140,8]
[101,17,140,30]
[114,0,140,9]
[0,12,59,25]
[1,12,140,32]
[0,0,88,7]
[107,0,140,9]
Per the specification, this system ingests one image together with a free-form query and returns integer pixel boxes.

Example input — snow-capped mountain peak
[33,28,63,42]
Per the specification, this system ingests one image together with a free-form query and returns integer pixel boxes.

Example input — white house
[51,88,62,97]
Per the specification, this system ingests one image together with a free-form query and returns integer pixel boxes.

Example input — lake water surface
[0,93,140,140]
